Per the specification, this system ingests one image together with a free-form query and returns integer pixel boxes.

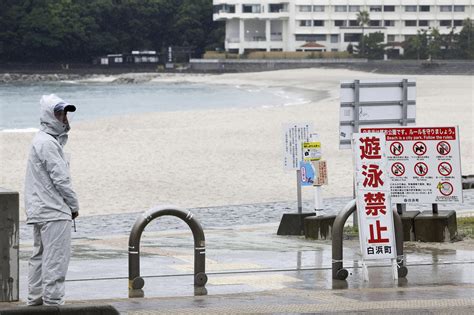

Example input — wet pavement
[3,192,474,314]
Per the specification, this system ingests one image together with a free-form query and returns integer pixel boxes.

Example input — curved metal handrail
[128,205,207,297]
[331,199,407,280]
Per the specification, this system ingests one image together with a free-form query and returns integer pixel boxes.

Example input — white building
[213,1,474,56]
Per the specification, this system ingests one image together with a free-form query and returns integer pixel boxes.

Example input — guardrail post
[128,206,207,298]
[332,199,407,280]
[0,188,19,302]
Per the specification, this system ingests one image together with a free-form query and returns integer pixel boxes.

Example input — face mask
[54,110,73,132]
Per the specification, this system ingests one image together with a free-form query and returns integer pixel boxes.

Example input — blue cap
[54,101,76,113]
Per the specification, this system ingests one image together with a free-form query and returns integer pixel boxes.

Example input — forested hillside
[0,0,224,62]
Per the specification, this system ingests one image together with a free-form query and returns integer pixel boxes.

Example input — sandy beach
[1,68,472,221]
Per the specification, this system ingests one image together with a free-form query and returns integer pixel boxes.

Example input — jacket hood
[39,94,72,137]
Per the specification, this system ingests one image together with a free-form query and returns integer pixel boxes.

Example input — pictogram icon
[438,162,452,176]
[390,142,404,156]
[413,142,427,156]
[437,141,451,155]
[437,181,453,196]
[391,162,405,176]
[414,162,428,176]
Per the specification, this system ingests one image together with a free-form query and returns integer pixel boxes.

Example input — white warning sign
[361,126,463,204]
[282,123,313,170]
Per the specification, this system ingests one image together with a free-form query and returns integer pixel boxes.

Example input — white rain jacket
[24,94,79,224]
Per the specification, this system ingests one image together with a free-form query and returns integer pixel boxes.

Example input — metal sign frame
[339,79,416,149]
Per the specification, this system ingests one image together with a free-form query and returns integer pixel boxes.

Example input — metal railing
[128,206,207,298]
[331,199,408,280]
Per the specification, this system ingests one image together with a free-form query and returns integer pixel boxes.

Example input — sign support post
[296,170,302,214]
[278,123,315,236]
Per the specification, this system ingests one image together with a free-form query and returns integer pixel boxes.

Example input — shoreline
[1,59,474,83]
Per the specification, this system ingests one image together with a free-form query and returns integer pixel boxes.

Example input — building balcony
[271,35,283,41]
[245,36,267,42]
[226,37,240,44]
[213,12,236,21]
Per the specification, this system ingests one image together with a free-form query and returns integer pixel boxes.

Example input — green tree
[456,18,474,59]
[0,0,224,62]
[357,32,385,59]
[346,43,354,54]
[427,28,443,59]
[356,10,370,56]
[402,30,428,60]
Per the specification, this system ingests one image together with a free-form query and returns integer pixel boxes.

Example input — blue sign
[300,161,315,186]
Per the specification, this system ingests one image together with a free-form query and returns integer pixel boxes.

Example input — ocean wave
[1,128,38,133]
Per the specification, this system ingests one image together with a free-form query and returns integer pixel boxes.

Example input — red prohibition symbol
[439,181,454,196]
[413,142,427,156]
[391,162,405,176]
[438,162,452,176]
[414,162,428,176]
[390,142,404,156]
[437,141,451,155]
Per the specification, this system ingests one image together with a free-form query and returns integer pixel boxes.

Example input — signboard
[353,133,397,261]
[312,160,328,186]
[361,126,463,204]
[300,161,315,186]
[303,134,322,162]
[340,79,416,149]
[282,123,313,170]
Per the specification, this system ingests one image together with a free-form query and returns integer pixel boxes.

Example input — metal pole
[352,80,360,228]
[401,79,408,126]
[296,169,302,214]
[314,185,324,216]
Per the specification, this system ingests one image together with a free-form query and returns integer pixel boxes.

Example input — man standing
[24,94,79,306]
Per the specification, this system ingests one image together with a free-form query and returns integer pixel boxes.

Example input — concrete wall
[0,188,19,302]
[190,59,474,75]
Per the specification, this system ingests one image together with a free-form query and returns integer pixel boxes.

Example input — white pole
[314,185,325,216]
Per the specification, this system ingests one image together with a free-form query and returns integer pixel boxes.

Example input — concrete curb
[0,304,119,315]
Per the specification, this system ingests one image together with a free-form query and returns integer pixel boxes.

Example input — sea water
[0,81,316,130]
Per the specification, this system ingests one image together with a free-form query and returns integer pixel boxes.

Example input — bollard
[332,199,407,280]
[128,206,207,298]
[0,188,19,302]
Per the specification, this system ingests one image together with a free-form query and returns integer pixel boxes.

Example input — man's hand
[72,212,79,219]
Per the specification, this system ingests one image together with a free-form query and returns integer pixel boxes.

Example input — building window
[419,6,430,12]
[344,33,362,42]
[313,20,325,27]
[370,20,381,27]
[213,4,235,14]
[298,5,312,12]
[295,34,326,41]
[370,6,382,12]
[454,6,465,12]
[269,4,286,13]
[418,20,429,27]
[335,20,346,27]
[335,5,347,12]
[299,20,312,27]
[331,34,339,43]
[405,20,417,27]
[349,20,359,27]
[405,6,417,12]
[440,20,452,27]
[242,4,261,13]
[313,5,324,12]
[440,5,452,12]
[384,6,395,12]
[384,20,395,27]
[349,6,360,12]
[453,20,463,27]
[387,35,396,42]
